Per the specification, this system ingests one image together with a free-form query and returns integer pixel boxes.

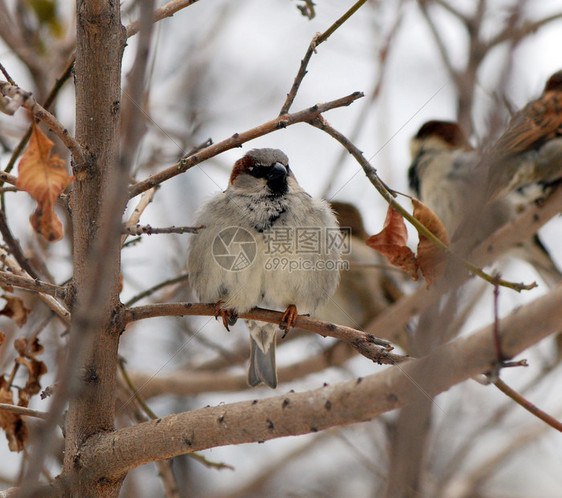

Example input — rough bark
[60,0,126,495]
[54,284,562,483]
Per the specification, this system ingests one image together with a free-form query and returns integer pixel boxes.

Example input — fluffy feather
[486,70,562,202]
[409,120,562,287]
[187,148,341,387]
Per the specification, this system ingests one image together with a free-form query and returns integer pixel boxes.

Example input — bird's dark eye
[248,166,269,178]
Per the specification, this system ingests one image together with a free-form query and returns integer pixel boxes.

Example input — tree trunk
[60,0,126,495]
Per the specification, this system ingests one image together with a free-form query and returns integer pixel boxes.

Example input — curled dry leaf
[16,356,48,403]
[13,336,44,357]
[0,295,31,327]
[367,205,419,280]
[16,123,73,242]
[412,199,450,285]
[0,378,28,452]
[13,337,47,405]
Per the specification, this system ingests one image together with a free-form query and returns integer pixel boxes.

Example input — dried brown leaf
[13,338,47,403]
[0,295,30,327]
[16,123,73,241]
[367,205,419,280]
[0,378,28,452]
[412,199,450,286]
[16,357,47,401]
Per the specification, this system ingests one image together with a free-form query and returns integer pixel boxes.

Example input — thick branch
[48,0,128,495]
[75,284,562,480]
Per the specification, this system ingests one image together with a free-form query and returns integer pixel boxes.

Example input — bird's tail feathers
[246,320,278,388]
[248,336,278,388]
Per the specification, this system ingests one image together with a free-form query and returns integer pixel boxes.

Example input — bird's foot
[214,301,238,331]
[280,304,298,339]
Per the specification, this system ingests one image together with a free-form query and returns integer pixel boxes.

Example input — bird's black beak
[268,162,287,181]
[267,162,288,196]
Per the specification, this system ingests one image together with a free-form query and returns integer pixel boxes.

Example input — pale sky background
[0,0,562,495]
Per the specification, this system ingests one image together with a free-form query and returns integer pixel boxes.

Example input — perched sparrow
[409,121,512,238]
[187,148,341,388]
[409,120,562,286]
[486,70,562,202]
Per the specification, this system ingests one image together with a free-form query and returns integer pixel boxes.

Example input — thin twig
[123,303,405,365]
[126,0,201,37]
[432,0,469,22]
[119,358,159,420]
[128,92,364,198]
[309,115,536,292]
[0,171,18,187]
[278,35,320,116]
[418,1,458,80]
[0,63,16,85]
[487,12,562,49]
[0,403,48,420]
[121,187,157,246]
[317,0,369,44]
[0,209,39,278]
[0,248,70,323]
[122,224,203,236]
[279,0,369,115]
[2,56,75,180]
[0,82,85,166]
[491,275,506,371]
[124,273,189,307]
[493,378,562,432]
[0,270,66,299]
[322,0,405,196]
[440,358,562,486]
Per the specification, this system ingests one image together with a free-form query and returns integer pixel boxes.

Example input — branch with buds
[33,283,562,491]
[0,81,85,167]
[128,92,364,198]
[123,303,404,365]
[121,224,203,236]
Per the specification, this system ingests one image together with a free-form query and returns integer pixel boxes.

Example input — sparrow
[408,120,562,287]
[486,69,562,202]
[187,148,341,388]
